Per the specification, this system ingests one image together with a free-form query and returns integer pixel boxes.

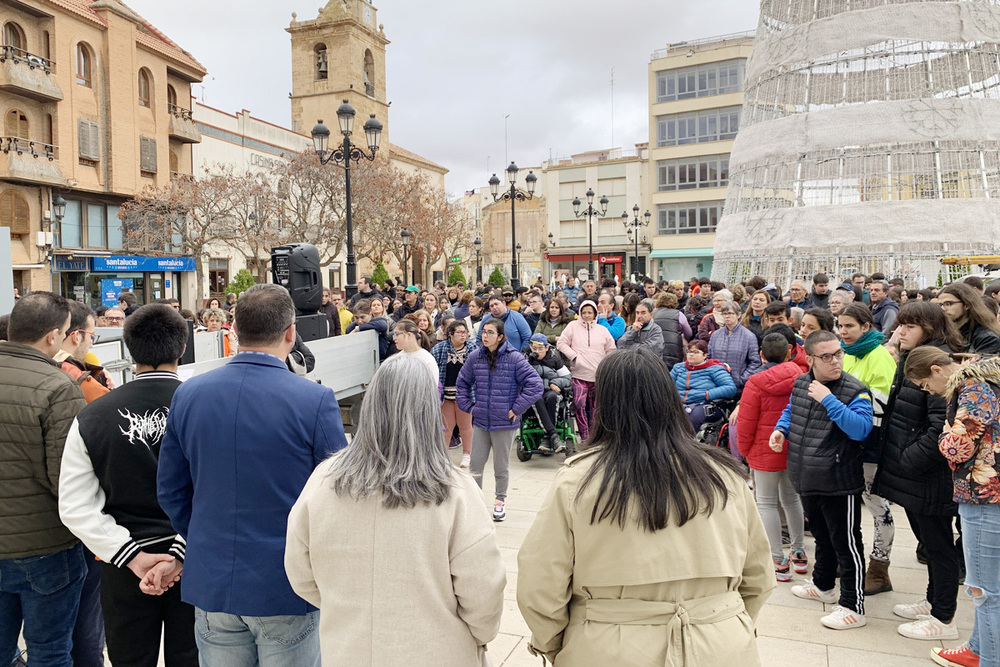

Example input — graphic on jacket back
[118,407,169,449]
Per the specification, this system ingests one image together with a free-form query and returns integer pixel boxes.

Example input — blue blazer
[157,352,347,617]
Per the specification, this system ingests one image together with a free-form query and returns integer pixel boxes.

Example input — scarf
[685,358,728,372]
[842,329,884,358]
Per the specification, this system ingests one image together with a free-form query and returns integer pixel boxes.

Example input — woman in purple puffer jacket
[457,318,543,522]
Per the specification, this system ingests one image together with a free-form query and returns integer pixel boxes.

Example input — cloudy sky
[131,0,760,194]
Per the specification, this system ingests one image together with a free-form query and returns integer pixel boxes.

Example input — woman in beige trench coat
[517,347,774,667]
[285,354,506,667]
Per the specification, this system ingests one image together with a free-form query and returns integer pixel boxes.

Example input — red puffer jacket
[737,361,803,471]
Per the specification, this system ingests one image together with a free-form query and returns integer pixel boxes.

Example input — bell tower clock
[287,0,390,144]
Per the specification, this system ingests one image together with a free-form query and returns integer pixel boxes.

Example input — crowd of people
[2,266,999,667]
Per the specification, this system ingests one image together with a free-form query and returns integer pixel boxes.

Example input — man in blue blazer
[158,285,347,667]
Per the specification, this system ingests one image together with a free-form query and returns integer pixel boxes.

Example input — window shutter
[78,119,99,160]
[0,191,30,235]
[140,136,157,173]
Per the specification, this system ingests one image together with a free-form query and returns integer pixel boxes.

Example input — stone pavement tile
[757,603,943,659]
[499,546,520,574]
[757,636,828,667]
[498,598,531,637]
[828,645,940,666]
[864,589,974,631]
[487,632,524,665]
[504,571,519,601]
[767,581,837,611]
[498,638,541,667]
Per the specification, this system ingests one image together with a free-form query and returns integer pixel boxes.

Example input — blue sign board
[91,255,196,272]
[101,278,133,308]
[52,255,89,272]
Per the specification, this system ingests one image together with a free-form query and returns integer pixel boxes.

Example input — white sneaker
[820,605,867,630]
[493,500,506,522]
[893,599,933,620]
[791,579,838,604]
[460,453,471,468]
[897,615,959,640]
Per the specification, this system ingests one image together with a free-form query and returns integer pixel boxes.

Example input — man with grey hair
[869,280,898,335]
[158,284,348,667]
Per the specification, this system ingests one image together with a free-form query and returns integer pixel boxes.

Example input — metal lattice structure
[713,0,1000,288]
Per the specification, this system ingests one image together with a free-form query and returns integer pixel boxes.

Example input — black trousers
[905,508,960,623]
[100,562,198,667]
[802,493,866,614]
[534,390,559,435]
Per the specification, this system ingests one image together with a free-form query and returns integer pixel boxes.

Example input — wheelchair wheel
[515,435,532,462]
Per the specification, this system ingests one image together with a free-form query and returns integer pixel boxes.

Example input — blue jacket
[708,324,762,389]
[669,359,738,404]
[457,341,543,431]
[476,308,533,352]
[157,352,348,617]
[598,314,625,341]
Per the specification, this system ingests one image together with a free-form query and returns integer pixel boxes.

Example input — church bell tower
[287,0,390,145]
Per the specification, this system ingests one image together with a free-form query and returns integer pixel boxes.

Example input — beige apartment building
[647,31,753,282]
[1,0,205,306]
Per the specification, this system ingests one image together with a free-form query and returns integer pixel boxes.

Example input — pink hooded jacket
[556,301,616,383]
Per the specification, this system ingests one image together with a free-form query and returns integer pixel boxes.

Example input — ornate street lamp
[473,236,482,283]
[401,228,411,286]
[515,242,522,282]
[621,204,651,280]
[488,161,536,288]
[311,100,382,298]
[572,188,608,281]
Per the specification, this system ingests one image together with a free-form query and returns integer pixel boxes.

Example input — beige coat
[285,460,506,667]
[516,448,774,667]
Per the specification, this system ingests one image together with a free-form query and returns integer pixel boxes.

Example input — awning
[12,264,46,269]
[650,248,714,259]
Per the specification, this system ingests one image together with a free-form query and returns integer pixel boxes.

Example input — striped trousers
[802,493,866,615]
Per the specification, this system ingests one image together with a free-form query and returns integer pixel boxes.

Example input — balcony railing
[1,136,56,160]
[168,103,193,121]
[0,45,55,74]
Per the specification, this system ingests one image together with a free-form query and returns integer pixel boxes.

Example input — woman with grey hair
[285,353,506,666]
[708,301,761,390]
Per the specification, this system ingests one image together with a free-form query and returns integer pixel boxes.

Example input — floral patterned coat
[939,357,1000,505]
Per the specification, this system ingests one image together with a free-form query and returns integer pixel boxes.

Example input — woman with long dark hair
[517,347,773,666]
[903,346,1000,667]
[938,282,1000,354]
[456,319,542,522]
[740,289,771,342]
[873,301,964,641]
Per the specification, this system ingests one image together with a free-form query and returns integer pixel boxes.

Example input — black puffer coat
[652,307,685,369]
[873,341,956,516]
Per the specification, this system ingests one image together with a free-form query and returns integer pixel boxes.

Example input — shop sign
[101,278,133,308]
[52,255,89,272]
[91,255,196,272]
[599,255,622,263]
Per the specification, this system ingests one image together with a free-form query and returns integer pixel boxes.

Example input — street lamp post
[50,194,66,279]
[401,228,411,286]
[621,204,651,280]
[311,100,383,299]
[572,188,608,282]
[473,237,482,283]
[488,162,536,289]
[515,243,522,281]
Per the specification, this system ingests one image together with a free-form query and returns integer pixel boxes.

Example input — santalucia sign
[90,256,197,272]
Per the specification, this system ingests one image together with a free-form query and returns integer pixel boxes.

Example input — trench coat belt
[577,591,745,667]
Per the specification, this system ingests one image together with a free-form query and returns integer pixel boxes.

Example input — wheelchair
[515,392,578,461]
[693,398,739,451]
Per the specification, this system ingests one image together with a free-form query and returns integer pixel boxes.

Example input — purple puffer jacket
[456,341,543,431]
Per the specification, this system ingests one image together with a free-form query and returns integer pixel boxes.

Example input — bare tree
[227,172,291,283]
[271,151,348,267]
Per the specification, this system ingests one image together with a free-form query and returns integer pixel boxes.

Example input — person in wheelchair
[669,339,738,431]
[524,334,572,453]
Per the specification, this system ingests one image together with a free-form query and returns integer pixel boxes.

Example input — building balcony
[0,137,65,186]
[168,104,201,143]
[0,46,63,102]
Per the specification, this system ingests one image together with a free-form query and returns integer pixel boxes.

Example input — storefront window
[107,205,123,249]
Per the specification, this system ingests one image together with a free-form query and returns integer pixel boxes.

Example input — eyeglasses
[481,330,498,337]
[809,349,845,363]
[104,316,124,324]
[391,331,408,338]
[74,330,100,344]
[938,300,962,308]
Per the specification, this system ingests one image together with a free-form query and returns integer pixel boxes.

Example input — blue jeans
[0,543,87,667]
[194,608,320,667]
[71,548,105,667]
[960,503,1000,664]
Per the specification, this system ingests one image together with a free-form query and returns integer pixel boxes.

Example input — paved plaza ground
[461,447,974,667]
